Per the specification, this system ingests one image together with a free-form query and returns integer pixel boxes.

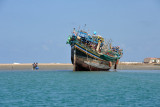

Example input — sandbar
[0,63,160,71]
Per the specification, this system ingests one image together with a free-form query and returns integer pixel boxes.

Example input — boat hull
[71,44,115,71]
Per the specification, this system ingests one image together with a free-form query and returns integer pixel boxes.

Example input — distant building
[144,58,160,63]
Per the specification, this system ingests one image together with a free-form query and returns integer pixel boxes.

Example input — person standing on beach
[32,62,39,70]
[35,63,39,70]
[32,63,36,70]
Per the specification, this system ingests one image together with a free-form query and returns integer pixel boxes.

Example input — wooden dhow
[66,28,123,71]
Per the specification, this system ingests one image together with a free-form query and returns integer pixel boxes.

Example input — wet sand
[0,63,160,71]
[117,63,160,70]
[0,63,73,71]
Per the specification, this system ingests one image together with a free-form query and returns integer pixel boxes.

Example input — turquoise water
[0,70,160,107]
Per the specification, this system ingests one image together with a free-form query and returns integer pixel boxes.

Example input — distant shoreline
[0,63,72,71]
[0,63,160,71]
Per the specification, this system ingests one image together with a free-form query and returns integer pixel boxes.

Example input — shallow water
[0,70,160,107]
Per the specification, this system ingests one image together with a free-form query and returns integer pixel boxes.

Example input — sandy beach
[117,63,160,70]
[0,63,72,71]
[0,63,160,71]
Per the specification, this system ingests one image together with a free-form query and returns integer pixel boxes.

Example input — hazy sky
[0,0,160,63]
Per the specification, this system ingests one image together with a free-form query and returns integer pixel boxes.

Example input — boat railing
[69,35,122,58]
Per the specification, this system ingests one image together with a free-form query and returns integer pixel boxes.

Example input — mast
[96,41,101,52]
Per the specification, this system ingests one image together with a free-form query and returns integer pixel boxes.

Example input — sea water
[0,70,160,107]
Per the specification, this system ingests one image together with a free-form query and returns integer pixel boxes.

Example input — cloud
[42,45,49,51]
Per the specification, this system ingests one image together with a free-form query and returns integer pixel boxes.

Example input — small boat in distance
[66,28,123,71]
